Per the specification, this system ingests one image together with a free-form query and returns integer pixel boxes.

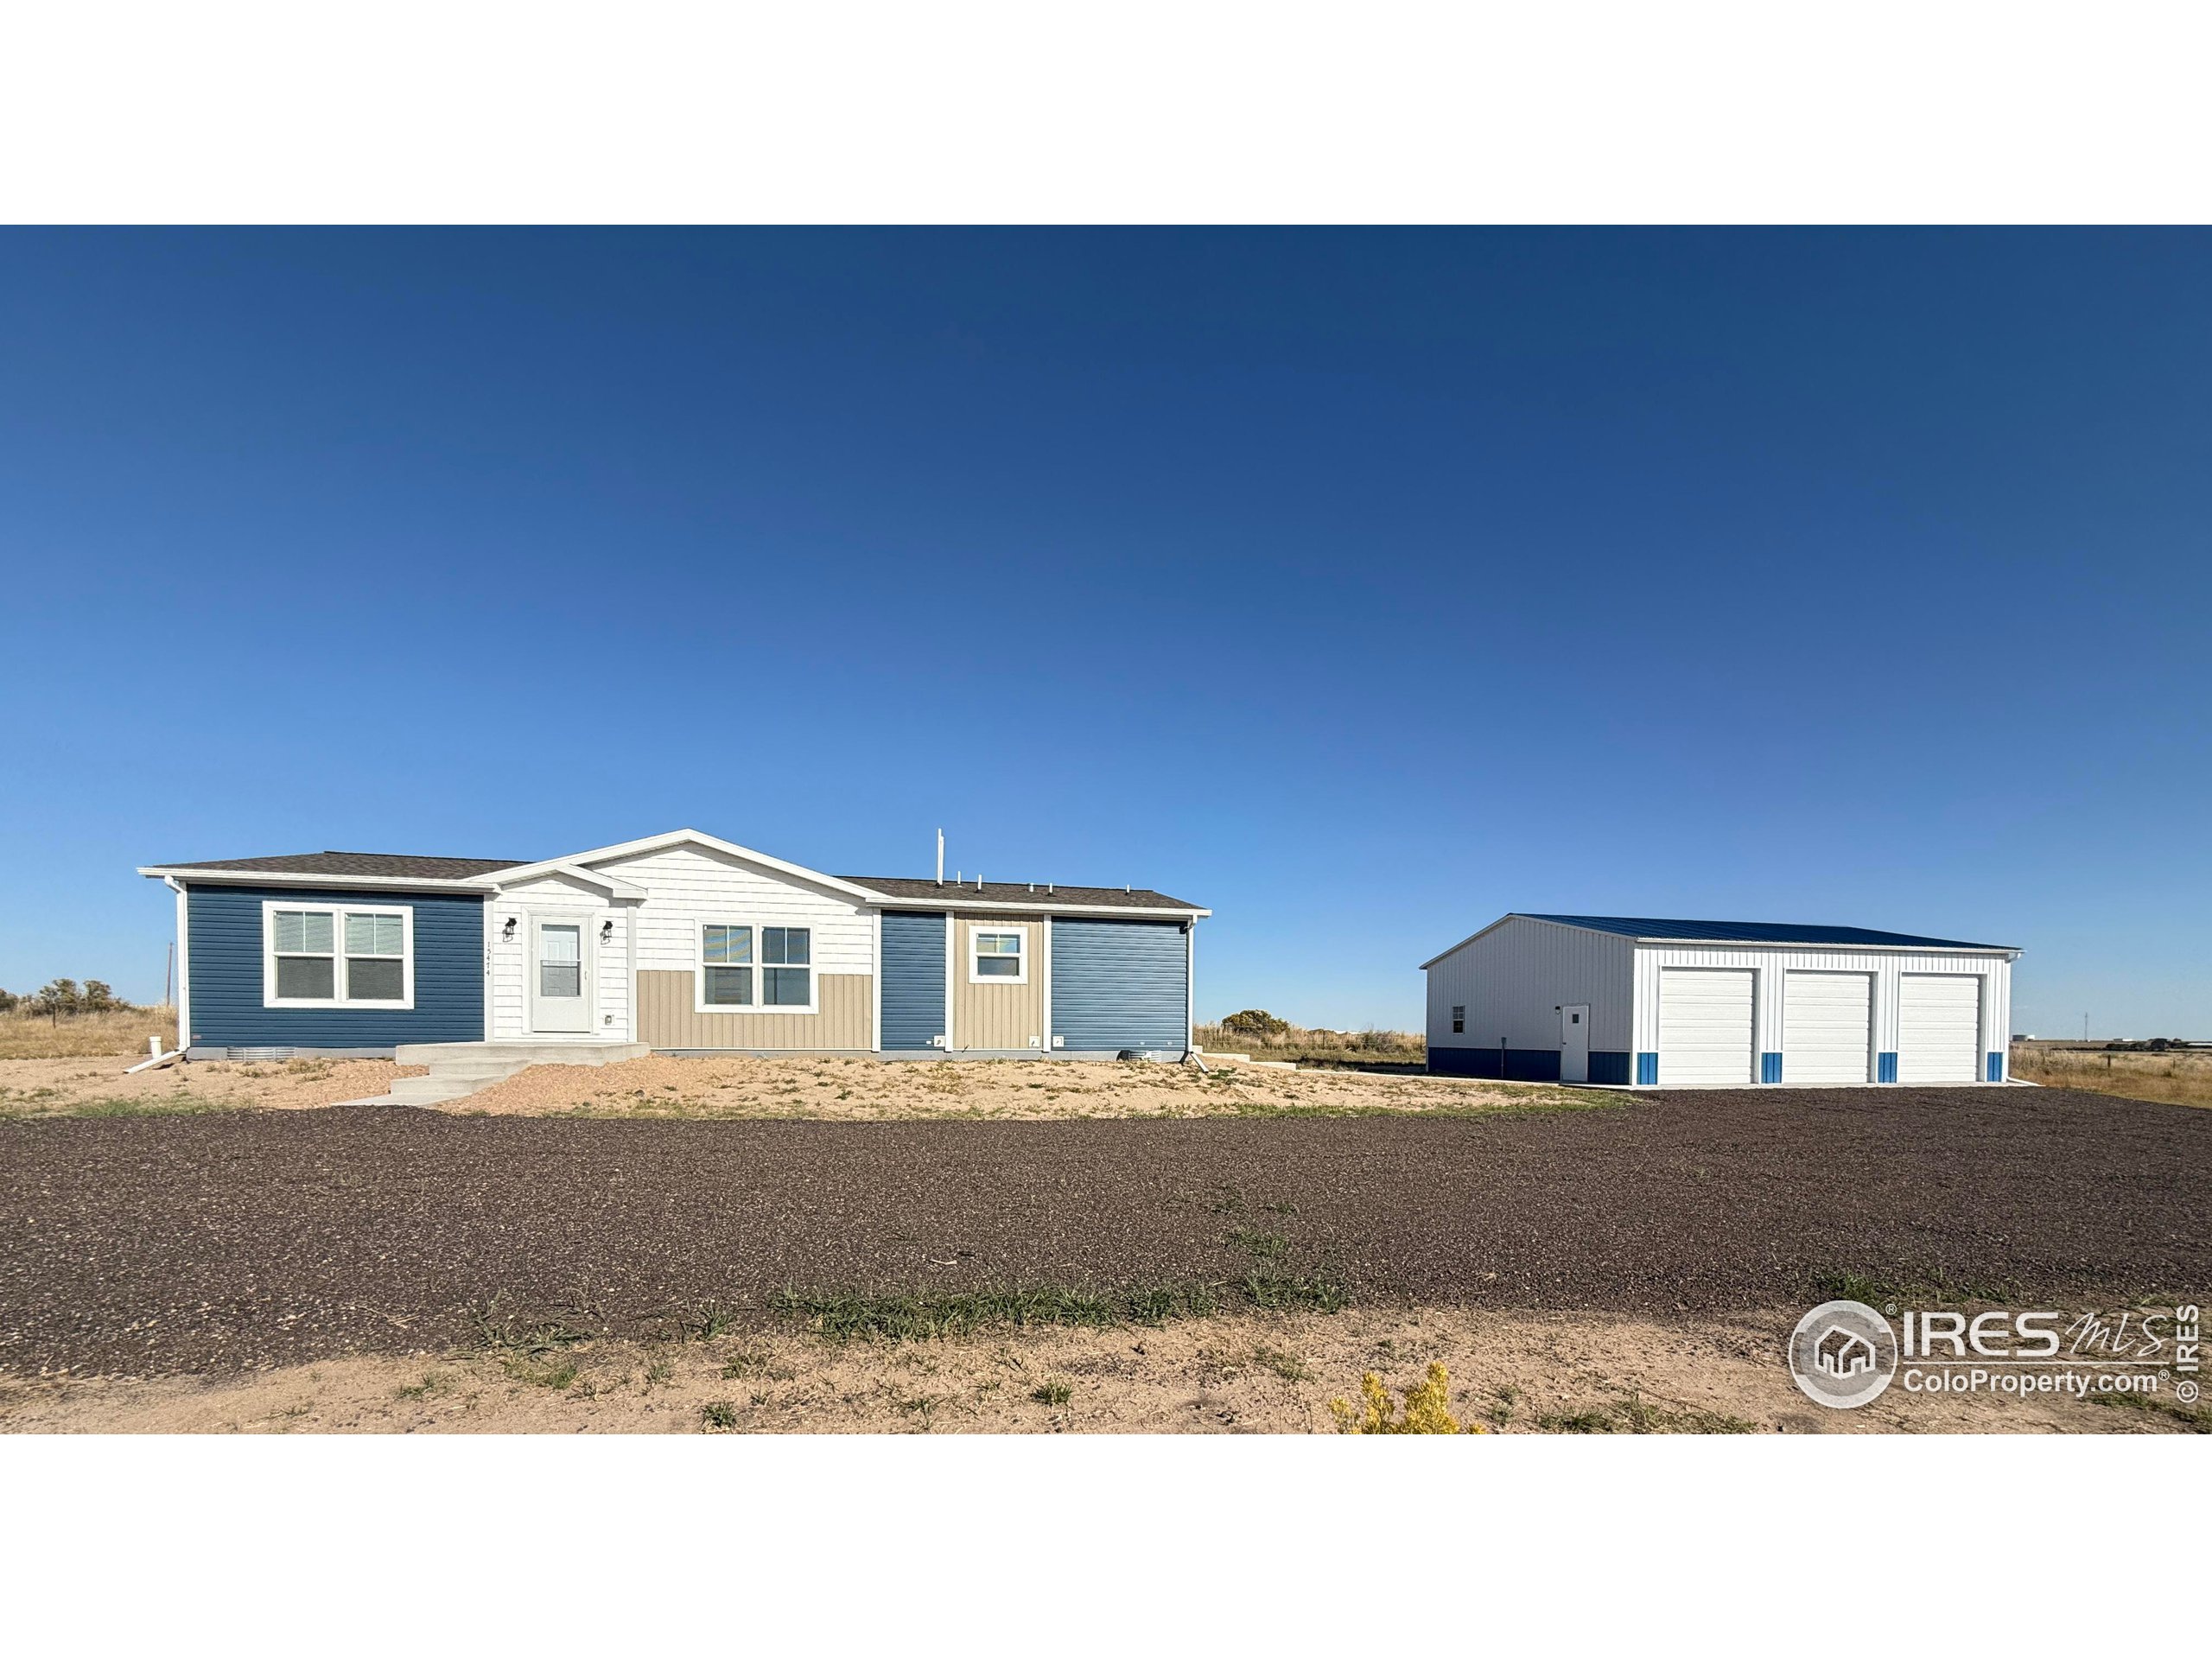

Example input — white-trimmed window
[263,902,413,1007]
[970,927,1027,983]
[696,922,814,1012]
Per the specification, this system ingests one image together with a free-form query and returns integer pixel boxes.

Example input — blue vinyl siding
[1427,1046,1564,1082]
[1877,1051,1899,1084]
[1761,1052,1783,1084]
[1986,1051,2004,1082]
[1637,1052,1659,1085]
[1587,1051,1631,1086]
[1051,918,1188,1052]
[186,884,485,1050]
[880,911,947,1051]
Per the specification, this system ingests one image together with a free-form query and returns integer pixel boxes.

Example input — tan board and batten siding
[637,970,874,1050]
[951,912,1045,1052]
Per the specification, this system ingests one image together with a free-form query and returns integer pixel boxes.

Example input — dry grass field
[1197,1020,1425,1067]
[0,1007,175,1060]
[2012,1042,2212,1109]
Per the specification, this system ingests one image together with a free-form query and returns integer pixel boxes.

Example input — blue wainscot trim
[1761,1052,1783,1084]
[186,883,486,1052]
[1636,1052,1658,1086]
[1587,1051,1632,1086]
[1877,1052,1899,1084]
[1986,1051,2004,1082]
[1428,1046,1564,1082]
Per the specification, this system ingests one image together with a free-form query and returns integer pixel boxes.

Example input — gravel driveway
[3,1085,2204,1376]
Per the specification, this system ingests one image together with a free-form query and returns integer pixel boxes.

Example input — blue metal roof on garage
[1522,914,2012,950]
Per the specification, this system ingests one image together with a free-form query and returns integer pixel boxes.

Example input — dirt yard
[0,1054,410,1118]
[449,1053,1599,1119]
[3,1303,2196,1435]
[0,1051,1597,1121]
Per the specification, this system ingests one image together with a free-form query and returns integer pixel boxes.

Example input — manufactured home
[1422,914,2018,1088]
[141,830,1205,1062]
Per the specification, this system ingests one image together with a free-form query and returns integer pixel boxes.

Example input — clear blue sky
[3,230,2205,1035]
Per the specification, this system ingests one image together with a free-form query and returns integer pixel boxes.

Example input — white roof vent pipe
[936,829,944,885]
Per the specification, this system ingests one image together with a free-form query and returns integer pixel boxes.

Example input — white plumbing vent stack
[936,829,944,884]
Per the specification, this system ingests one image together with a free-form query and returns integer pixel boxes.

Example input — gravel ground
[3,1085,2204,1376]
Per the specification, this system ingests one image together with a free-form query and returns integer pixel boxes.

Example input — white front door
[1560,1004,1590,1083]
[530,917,593,1033]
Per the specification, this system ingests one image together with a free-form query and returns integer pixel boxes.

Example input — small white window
[1451,1005,1465,1034]
[264,903,412,1007]
[971,928,1027,983]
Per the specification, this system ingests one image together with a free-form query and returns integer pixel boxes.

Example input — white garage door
[1783,971,1872,1084]
[1657,969,1755,1086]
[1898,975,1981,1083]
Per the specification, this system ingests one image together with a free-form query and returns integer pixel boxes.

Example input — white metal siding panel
[1422,918,1635,1053]
[1897,974,1981,1083]
[1656,969,1756,1085]
[1782,971,1873,1084]
[1635,945,2012,1084]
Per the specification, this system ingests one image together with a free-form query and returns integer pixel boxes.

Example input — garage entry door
[1657,969,1755,1086]
[1782,971,1872,1084]
[1898,974,1981,1083]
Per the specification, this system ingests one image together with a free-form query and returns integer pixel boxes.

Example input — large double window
[697,922,813,1012]
[264,902,413,1007]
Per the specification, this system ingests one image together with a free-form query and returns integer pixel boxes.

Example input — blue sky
[2,230,2205,1034]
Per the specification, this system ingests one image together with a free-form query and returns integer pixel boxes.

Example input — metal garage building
[1421,914,2018,1088]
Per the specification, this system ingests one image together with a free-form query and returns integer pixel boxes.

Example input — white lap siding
[601,842,874,977]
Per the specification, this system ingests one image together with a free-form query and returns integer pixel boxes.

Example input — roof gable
[492,829,884,904]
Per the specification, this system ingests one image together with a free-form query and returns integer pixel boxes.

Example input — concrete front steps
[343,1041,650,1108]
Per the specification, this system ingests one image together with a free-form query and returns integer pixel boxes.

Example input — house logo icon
[1789,1300,1899,1408]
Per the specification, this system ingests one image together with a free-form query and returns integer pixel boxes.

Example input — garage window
[1451,1005,1465,1034]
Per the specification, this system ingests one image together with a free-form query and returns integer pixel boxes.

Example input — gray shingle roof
[149,851,525,879]
[1524,914,2010,950]
[843,876,1203,911]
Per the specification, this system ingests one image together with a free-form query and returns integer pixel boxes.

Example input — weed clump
[1331,1362,1482,1434]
